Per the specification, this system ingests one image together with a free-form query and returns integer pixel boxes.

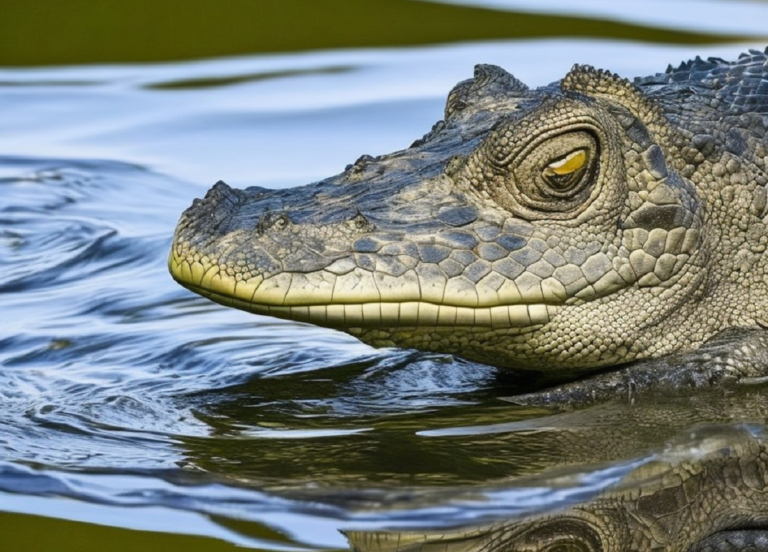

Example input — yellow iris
[544,149,587,177]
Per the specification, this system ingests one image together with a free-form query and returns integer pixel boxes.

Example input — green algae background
[0,0,751,66]
[1,512,243,552]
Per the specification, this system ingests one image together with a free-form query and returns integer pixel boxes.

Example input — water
[1,1,767,549]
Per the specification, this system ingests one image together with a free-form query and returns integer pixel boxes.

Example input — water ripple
[2,31,767,549]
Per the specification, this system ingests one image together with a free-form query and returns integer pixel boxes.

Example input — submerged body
[170,49,768,384]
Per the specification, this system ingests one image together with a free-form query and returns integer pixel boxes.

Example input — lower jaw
[187,284,560,332]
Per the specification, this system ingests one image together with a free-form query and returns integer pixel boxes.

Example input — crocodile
[169,48,768,392]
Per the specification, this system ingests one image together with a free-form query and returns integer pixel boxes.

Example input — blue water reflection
[1,1,767,548]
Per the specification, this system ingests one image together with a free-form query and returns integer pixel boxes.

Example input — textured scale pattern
[170,47,768,382]
[346,426,768,552]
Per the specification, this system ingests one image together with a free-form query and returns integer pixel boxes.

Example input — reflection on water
[0,41,760,188]
[346,425,768,552]
[1,0,768,549]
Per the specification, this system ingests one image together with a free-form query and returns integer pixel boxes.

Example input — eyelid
[545,149,587,176]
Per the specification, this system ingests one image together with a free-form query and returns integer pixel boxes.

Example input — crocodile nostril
[181,180,242,228]
[203,180,241,206]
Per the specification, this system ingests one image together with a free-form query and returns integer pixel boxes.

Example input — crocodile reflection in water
[345,424,768,552]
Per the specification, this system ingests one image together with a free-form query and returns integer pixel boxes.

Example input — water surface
[1,0,767,549]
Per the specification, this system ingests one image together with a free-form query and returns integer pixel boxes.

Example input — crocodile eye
[510,130,600,214]
[511,519,603,552]
[542,149,589,191]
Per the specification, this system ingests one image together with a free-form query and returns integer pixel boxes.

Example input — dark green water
[1,1,767,550]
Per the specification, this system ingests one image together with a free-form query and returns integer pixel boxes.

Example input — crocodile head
[170,58,768,380]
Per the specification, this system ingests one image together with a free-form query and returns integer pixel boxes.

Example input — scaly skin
[169,49,768,383]
[345,425,768,552]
